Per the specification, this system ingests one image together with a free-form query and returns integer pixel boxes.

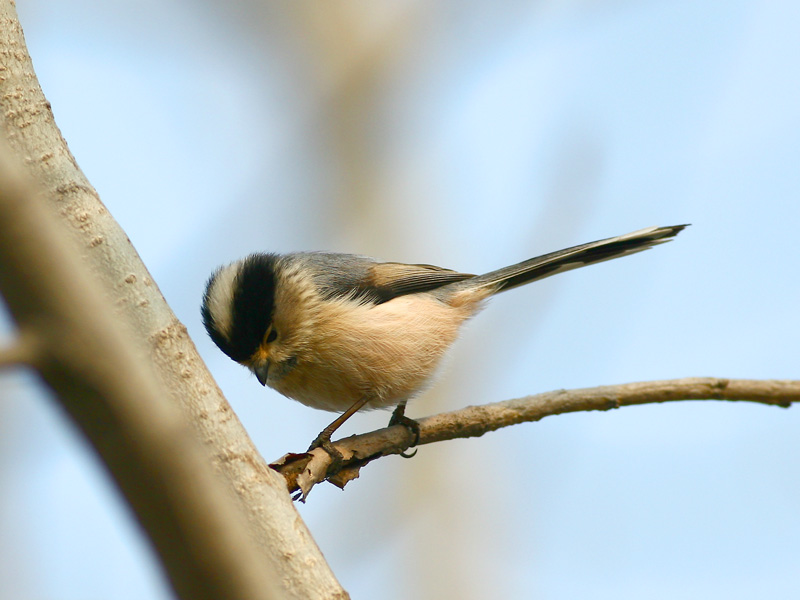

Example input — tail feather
[468,224,688,294]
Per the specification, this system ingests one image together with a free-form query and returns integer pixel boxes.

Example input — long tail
[467,224,688,294]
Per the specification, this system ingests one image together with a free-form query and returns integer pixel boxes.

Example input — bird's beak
[254,361,269,386]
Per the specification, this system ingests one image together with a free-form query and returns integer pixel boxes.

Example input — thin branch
[414,377,797,443]
[272,377,798,499]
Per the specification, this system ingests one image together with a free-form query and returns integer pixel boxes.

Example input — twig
[271,377,798,499]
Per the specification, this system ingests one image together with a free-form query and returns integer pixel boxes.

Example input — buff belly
[269,294,478,412]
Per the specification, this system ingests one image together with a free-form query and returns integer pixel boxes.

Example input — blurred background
[2,1,799,598]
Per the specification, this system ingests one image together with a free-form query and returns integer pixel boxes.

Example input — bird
[202,224,687,459]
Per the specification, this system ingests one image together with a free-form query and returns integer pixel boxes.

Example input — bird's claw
[388,406,420,458]
[307,433,344,475]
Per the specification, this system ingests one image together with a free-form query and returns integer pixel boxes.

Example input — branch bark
[0,331,38,368]
[0,3,346,599]
[0,142,286,599]
[272,378,798,498]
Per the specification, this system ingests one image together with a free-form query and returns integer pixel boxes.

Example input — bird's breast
[271,294,476,412]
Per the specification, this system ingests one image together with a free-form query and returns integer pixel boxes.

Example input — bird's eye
[266,329,278,343]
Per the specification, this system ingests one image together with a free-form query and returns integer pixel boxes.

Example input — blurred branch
[0,2,346,599]
[0,332,38,369]
[273,377,798,499]
[0,145,283,600]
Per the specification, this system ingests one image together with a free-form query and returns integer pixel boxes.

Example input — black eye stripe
[202,253,278,363]
[229,254,278,359]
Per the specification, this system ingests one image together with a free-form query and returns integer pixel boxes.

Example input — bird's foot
[307,432,344,475]
[388,404,420,458]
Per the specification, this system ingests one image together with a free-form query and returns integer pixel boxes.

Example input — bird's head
[201,253,284,386]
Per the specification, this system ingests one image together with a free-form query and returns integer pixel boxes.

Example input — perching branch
[272,377,798,499]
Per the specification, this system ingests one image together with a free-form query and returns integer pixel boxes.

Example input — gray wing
[294,252,475,305]
[365,262,475,302]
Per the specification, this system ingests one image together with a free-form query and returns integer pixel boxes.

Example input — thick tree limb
[0,331,38,369]
[0,146,286,600]
[272,378,798,499]
[0,3,346,599]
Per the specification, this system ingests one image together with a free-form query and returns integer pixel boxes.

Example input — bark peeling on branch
[270,377,798,500]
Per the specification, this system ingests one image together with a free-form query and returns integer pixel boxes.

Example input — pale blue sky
[2,2,799,599]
